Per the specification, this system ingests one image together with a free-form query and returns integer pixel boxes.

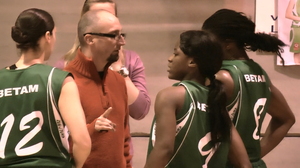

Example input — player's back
[148,80,230,168]
[222,59,271,162]
[0,64,72,168]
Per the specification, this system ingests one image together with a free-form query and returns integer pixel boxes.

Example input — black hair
[202,8,286,64]
[11,8,54,51]
[180,30,231,145]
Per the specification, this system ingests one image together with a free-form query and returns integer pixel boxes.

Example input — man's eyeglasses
[83,32,126,40]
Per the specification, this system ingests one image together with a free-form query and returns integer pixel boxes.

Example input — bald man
[64,10,131,168]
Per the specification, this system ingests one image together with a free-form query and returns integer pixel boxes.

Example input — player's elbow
[73,134,91,152]
[274,112,295,129]
[287,113,296,127]
[284,111,296,127]
[155,142,174,158]
[161,146,174,159]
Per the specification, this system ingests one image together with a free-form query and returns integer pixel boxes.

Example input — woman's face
[89,2,116,15]
[167,41,192,81]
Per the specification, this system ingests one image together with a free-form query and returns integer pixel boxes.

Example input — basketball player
[202,9,295,168]
[145,30,251,168]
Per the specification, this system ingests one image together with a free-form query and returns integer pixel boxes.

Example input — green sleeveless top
[0,64,73,168]
[222,60,271,163]
[147,80,230,168]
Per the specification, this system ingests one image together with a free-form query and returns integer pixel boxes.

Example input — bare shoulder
[155,85,186,106]
[216,70,234,99]
[157,85,185,99]
[216,70,232,82]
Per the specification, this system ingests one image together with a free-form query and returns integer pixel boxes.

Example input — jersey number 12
[0,111,43,159]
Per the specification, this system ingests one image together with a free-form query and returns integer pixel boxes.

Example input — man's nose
[117,35,126,46]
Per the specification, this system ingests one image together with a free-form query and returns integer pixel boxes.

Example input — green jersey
[0,64,73,168]
[147,80,230,168]
[222,60,271,164]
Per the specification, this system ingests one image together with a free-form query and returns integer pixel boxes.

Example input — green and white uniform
[147,80,230,168]
[0,64,72,168]
[222,60,271,168]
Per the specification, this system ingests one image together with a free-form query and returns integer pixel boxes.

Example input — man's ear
[84,35,94,45]
[188,58,197,67]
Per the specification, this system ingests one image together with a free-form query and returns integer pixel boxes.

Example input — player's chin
[167,72,174,80]
[167,71,179,80]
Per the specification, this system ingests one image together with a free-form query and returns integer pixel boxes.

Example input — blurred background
[0,0,299,167]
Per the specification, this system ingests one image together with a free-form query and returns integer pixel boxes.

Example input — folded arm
[260,83,295,157]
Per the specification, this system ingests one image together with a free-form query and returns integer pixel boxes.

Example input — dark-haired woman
[0,8,91,168]
[202,9,295,168]
[144,30,251,168]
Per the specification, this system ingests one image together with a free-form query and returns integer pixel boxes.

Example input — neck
[81,47,107,71]
[182,70,206,86]
[224,50,250,60]
[15,50,45,69]
[223,44,250,60]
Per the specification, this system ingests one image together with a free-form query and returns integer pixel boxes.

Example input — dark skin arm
[144,86,185,168]
[260,83,295,157]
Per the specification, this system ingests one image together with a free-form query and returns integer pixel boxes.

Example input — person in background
[55,0,151,120]
[285,0,300,65]
[202,8,295,168]
[0,8,91,168]
[64,9,131,168]
[145,30,251,168]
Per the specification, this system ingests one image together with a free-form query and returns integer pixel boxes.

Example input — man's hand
[95,107,116,132]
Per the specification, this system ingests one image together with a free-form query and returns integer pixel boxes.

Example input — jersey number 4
[0,111,43,159]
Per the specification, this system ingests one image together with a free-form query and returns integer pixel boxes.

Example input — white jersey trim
[46,68,69,158]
